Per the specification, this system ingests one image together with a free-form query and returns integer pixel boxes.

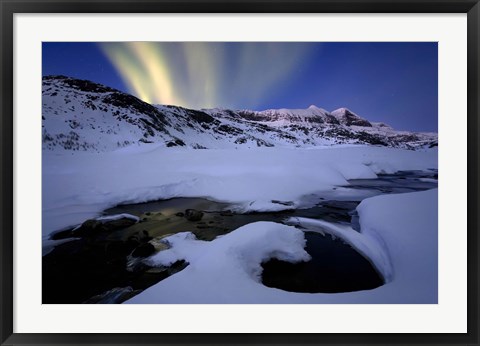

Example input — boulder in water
[73,217,137,237]
[72,219,102,236]
[131,243,155,258]
[185,209,204,221]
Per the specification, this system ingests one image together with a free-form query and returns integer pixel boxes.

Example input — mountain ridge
[42,75,438,152]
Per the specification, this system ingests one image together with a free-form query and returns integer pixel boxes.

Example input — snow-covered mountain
[42,76,438,152]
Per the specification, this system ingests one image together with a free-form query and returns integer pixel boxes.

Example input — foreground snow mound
[125,222,310,304]
[356,188,438,302]
[126,189,437,304]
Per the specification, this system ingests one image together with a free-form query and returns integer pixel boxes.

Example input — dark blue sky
[43,42,437,132]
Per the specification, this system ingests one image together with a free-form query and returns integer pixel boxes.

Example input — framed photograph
[1,0,479,345]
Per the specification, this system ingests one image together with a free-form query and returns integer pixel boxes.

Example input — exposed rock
[44,75,118,94]
[331,108,372,127]
[101,218,138,232]
[50,228,75,240]
[148,238,170,252]
[71,217,138,237]
[72,219,103,236]
[131,243,156,258]
[185,209,204,221]
[144,260,188,277]
[271,200,295,206]
[83,286,141,304]
[184,109,216,124]
[220,210,234,217]
[166,138,186,147]
[127,230,152,246]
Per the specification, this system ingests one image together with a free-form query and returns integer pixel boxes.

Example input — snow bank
[69,213,139,233]
[125,189,437,304]
[126,222,310,304]
[355,188,438,303]
[95,213,140,223]
[43,146,437,236]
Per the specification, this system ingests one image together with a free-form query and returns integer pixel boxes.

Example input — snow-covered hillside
[42,76,438,152]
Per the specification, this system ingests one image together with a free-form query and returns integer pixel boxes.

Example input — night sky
[43,42,437,132]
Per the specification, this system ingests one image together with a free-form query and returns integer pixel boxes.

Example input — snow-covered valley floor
[43,146,438,304]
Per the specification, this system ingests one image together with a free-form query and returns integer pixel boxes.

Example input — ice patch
[231,199,297,213]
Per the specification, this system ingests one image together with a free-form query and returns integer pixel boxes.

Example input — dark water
[43,170,437,303]
[262,232,384,293]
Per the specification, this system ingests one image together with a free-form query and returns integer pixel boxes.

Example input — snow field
[43,146,437,236]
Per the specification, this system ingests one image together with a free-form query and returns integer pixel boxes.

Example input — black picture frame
[1,0,479,345]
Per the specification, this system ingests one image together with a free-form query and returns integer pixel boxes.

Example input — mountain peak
[331,107,353,115]
[43,75,120,94]
[331,107,372,127]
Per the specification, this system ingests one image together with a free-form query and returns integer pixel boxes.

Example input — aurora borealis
[42,42,438,131]
[99,42,313,109]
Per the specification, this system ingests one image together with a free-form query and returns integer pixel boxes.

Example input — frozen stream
[42,170,437,303]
